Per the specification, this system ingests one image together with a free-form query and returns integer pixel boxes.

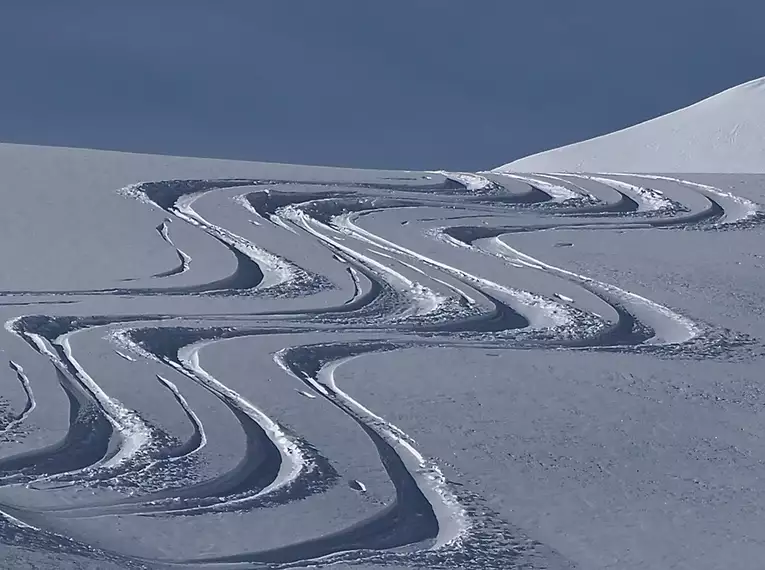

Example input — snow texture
[0,139,764,570]
[499,77,765,173]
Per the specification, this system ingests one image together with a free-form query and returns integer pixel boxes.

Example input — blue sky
[0,2,762,170]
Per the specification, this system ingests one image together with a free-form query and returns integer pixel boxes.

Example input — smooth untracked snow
[498,76,765,173]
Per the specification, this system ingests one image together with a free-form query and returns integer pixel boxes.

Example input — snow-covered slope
[2,141,765,570]
[497,76,765,173]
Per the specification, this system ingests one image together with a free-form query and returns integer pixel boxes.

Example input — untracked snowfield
[502,77,765,173]
[1,139,765,570]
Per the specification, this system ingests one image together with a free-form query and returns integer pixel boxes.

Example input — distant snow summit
[496,76,765,174]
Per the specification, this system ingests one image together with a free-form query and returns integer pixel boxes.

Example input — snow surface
[1,141,765,570]
[3,7,765,569]
[499,76,765,173]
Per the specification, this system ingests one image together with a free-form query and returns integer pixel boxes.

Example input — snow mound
[496,76,765,174]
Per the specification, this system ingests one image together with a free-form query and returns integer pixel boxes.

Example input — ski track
[0,170,759,569]
[489,172,581,202]
[0,361,36,440]
[610,172,764,226]
[153,218,192,278]
[577,174,680,214]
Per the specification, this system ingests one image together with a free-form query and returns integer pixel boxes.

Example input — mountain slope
[1,142,765,570]
[497,76,765,173]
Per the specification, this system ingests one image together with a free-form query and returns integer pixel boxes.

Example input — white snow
[58,334,153,470]
[581,175,676,213]
[0,361,36,438]
[318,355,471,549]
[487,237,702,345]
[179,342,306,500]
[497,76,765,173]
[295,389,317,399]
[621,173,762,225]
[339,215,576,330]
[155,374,207,452]
[281,207,454,322]
[492,172,580,202]
[432,171,492,191]
[2,84,765,568]
[114,350,136,362]
[174,192,298,291]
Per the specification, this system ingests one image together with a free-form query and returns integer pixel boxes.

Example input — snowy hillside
[498,76,765,173]
[1,142,765,570]
[2,4,765,570]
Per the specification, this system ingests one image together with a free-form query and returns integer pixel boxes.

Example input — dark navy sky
[0,2,762,170]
